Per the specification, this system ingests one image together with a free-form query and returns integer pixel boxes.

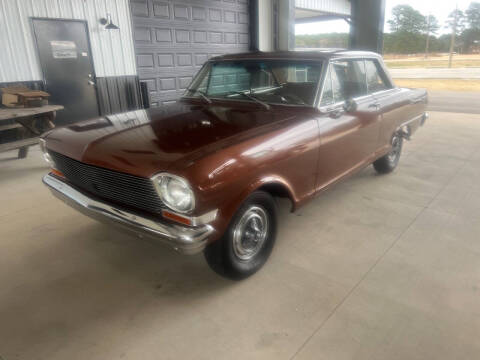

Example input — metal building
[0,0,386,124]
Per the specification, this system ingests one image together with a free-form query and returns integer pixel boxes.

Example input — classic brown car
[41,50,427,279]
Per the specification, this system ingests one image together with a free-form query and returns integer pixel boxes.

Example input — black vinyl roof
[211,49,382,62]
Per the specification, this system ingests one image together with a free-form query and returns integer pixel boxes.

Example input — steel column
[349,0,386,53]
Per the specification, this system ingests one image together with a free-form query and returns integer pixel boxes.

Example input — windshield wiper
[188,89,212,104]
[229,91,270,110]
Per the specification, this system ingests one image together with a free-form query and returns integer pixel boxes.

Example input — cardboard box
[1,86,50,108]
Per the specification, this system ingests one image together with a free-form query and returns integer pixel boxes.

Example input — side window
[345,60,367,98]
[286,65,321,83]
[365,60,392,93]
[295,66,307,82]
[320,67,333,106]
[332,62,346,103]
[331,60,367,101]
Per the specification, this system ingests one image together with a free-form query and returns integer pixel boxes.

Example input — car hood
[45,100,306,177]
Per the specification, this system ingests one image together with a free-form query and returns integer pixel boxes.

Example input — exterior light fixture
[100,13,119,30]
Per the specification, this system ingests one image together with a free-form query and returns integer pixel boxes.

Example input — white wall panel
[258,0,274,51]
[295,0,351,16]
[0,0,137,83]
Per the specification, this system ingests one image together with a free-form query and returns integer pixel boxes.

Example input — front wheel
[373,134,403,174]
[204,191,277,280]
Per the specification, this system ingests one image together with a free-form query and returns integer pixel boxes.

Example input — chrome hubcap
[232,206,269,261]
[388,136,401,163]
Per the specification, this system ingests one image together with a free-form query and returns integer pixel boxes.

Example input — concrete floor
[1,111,480,360]
[428,91,480,114]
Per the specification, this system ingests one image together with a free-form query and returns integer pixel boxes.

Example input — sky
[295,0,475,35]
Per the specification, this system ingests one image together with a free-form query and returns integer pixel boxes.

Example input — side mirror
[343,99,358,113]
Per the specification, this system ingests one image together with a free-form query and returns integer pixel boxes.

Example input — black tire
[204,191,277,280]
[373,134,403,174]
[18,146,29,159]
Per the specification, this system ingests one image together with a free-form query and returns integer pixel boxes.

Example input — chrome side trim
[189,209,218,227]
[43,174,213,255]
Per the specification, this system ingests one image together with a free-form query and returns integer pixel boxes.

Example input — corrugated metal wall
[295,0,351,16]
[0,0,137,83]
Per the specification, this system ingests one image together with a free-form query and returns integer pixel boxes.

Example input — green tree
[425,15,440,34]
[383,32,426,53]
[466,2,480,29]
[388,5,427,33]
[424,15,440,57]
[434,34,453,52]
[461,28,480,52]
[446,8,466,65]
[446,9,466,36]
[295,33,349,49]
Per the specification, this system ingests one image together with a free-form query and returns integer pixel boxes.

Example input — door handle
[328,109,344,119]
[87,80,96,86]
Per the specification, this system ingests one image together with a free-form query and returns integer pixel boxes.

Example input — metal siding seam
[1,1,23,82]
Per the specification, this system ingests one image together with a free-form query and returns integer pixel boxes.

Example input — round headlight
[153,173,195,213]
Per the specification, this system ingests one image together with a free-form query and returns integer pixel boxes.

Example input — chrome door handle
[87,80,96,86]
[328,109,344,119]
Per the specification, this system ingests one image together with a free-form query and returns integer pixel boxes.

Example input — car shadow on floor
[0,221,238,356]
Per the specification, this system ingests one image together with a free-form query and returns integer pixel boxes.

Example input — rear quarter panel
[375,87,427,153]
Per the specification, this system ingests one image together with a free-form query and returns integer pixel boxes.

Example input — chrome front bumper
[43,174,213,255]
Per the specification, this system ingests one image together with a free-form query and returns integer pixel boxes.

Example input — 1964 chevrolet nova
[41,50,427,279]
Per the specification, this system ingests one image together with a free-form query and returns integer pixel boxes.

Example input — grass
[387,60,480,68]
[394,79,480,92]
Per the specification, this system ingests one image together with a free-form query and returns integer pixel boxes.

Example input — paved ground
[428,91,480,114]
[389,67,480,79]
[1,111,480,359]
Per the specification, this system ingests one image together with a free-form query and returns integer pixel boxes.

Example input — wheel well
[257,183,295,212]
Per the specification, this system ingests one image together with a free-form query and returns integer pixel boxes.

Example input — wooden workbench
[0,105,63,158]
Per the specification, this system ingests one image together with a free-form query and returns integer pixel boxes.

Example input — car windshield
[184,59,323,106]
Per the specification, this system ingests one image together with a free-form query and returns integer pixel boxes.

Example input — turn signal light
[50,168,65,179]
[162,210,192,226]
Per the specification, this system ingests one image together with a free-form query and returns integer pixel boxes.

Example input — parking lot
[1,110,480,360]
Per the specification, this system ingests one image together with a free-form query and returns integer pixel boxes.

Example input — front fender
[206,174,298,244]
[240,175,297,210]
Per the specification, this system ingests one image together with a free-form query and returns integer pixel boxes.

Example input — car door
[365,59,406,155]
[315,59,382,191]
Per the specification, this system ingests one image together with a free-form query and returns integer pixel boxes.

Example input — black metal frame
[349,0,386,53]
[249,0,259,51]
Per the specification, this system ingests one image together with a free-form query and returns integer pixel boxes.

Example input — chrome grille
[49,150,164,215]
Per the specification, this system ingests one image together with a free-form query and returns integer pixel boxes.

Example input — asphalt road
[428,91,480,114]
[390,68,480,79]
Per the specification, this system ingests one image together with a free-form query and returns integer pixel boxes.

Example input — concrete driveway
[1,111,480,360]
[428,91,480,114]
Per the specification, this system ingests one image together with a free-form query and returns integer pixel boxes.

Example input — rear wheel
[204,191,277,280]
[373,134,403,174]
